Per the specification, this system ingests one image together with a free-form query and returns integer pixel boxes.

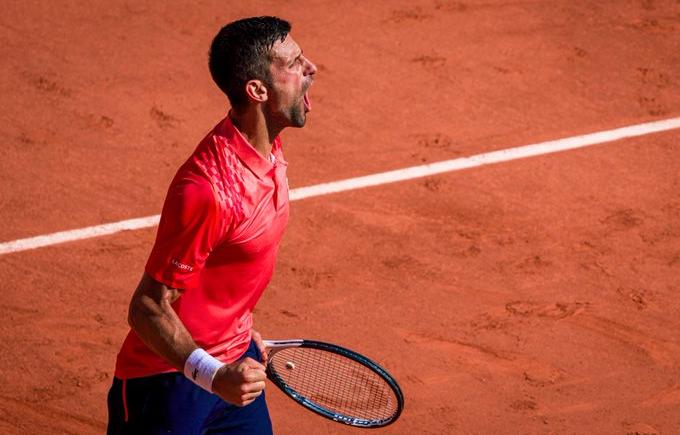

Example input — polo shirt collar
[217,115,280,180]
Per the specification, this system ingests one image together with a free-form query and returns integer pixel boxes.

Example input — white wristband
[184,348,225,393]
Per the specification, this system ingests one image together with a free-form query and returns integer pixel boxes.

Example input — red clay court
[1,1,679,434]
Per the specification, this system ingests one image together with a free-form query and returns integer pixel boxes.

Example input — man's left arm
[251,329,268,365]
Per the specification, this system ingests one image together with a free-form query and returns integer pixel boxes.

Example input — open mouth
[303,90,311,112]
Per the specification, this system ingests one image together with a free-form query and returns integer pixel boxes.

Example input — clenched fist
[211,357,267,406]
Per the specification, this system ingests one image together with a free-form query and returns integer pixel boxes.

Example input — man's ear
[245,79,268,104]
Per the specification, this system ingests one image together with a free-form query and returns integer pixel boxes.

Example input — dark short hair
[209,16,291,108]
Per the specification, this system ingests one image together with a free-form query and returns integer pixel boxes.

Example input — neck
[229,106,283,159]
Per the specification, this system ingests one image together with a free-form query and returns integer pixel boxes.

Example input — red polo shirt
[115,116,290,379]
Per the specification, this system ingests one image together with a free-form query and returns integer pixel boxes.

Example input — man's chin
[293,117,307,128]
[290,109,307,128]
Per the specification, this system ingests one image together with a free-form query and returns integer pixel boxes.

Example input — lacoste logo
[192,368,199,380]
[171,259,194,272]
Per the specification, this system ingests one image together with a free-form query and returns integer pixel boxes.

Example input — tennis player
[107,16,316,434]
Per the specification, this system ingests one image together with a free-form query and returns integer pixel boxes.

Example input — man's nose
[303,56,317,76]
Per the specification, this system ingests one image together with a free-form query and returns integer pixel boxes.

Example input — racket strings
[269,347,398,421]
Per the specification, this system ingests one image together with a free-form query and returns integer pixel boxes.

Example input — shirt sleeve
[145,175,225,290]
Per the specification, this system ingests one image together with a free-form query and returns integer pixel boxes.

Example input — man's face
[265,34,317,128]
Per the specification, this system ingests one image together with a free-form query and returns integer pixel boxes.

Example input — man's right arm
[127,272,266,406]
[127,272,195,369]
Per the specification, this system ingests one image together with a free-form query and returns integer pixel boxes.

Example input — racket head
[264,339,404,428]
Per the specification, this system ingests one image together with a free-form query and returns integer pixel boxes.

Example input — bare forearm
[126,274,266,405]
[128,274,197,371]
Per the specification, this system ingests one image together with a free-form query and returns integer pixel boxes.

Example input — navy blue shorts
[107,340,272,435]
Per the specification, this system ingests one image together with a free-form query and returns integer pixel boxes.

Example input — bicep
[126,272,196,370]
[128,273,183,324]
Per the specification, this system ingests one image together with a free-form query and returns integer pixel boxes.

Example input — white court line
[1,116,679,256]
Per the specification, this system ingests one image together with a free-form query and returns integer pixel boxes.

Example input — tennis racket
[263,339,404,428]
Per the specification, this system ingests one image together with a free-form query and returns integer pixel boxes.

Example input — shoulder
[192,136,247,218]
[171,175,215,203]
[164,174,218,223]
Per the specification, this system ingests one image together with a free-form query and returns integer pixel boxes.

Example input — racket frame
[263,339,404,428]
